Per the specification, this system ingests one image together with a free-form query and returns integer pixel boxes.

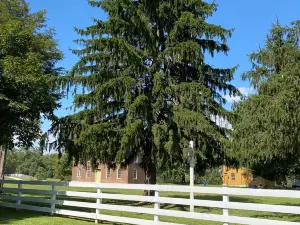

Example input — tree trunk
[144,161,156,196]
[181,174,186,184]
[0,145,7,188]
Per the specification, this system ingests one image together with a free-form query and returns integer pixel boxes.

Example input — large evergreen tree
[232,21,300,181]
[0,0,62,181]
[54,0,238,185]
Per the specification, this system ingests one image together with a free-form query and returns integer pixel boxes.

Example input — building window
[231,173,235,180]
[86,167,91,178]
[133,169,137,180]
[117,168,121,179]
[77,168,81,177]
[106,167,110,178]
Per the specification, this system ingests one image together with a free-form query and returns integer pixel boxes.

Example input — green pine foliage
[54,0,238,183]
[232,21,300,181]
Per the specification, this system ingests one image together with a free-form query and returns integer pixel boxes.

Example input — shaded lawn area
[0,206,222,225]
[1,180,300,225]
[0,207,102,225]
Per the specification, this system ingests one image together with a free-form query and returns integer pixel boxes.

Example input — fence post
[190,187,194,212]
[95,188,102,224]
[17,181,22,209]
[223,186,229,225]
[51,184,56,216]
[189,141,194,212]
[154,184,160,222]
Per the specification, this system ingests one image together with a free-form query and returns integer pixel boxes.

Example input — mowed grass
[0,207,100,225]
[1,179,300,225]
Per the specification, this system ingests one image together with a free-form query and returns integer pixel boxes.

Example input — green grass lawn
[1,180,300,225]
[0,207,100,225]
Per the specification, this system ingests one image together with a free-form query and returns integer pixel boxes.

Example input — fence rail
[0,180,300,225]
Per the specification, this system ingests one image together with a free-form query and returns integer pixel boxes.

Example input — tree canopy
[232,21,300,181]
[53,0,238,184]
[0,0,62,182]
[6,147,72,181]
[0,0,62,148]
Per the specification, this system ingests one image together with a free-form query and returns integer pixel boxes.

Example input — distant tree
[5,150,19,174]
[232,21,300,181]
[158,148,189,184]
[199,167,222,185]
[35,167,47,180]
[0,0,62,182]
[5,147,71,180]
[53,0,238,189]
[53,153,72,181]
[158,161,188,184]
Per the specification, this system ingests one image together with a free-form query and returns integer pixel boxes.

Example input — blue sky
[27,0,300,132]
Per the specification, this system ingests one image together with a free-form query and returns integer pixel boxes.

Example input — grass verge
[1,180,300,225]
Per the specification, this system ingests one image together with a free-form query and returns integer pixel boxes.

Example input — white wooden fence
[0,180,300,225]
[5,174,32,178]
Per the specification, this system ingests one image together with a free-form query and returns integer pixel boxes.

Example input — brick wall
[128,163,145,184]
[72,162,95,183]
[99,164,129,184]
[72,162,146,184]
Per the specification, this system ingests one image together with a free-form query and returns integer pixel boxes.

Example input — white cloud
[13,135,19,144]
[223,86,256,104]
[223,95,241,103]
[238,86,256,96]
[210,114,232,129]
[47,133,57,144]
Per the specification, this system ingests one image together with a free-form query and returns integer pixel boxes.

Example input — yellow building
[222,166,275,188]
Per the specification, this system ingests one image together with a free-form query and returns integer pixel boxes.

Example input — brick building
[72,161,145,184]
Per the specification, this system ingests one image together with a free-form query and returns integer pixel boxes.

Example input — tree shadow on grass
[247,211,300,223]
[0,207,127,225]
[166,194,258,203]
[0,207,44,224]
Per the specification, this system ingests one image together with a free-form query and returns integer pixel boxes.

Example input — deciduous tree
[0,0,62,182]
